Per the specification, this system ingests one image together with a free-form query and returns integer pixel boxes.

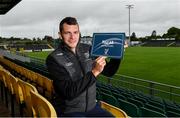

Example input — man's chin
[70,43,78,48]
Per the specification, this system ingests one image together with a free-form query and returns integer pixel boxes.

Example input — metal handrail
[117,74,180,89]
[99,74,180,103]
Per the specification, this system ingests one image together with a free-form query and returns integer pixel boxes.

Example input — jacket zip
[78,59,88,112]
[74,53,88,112]
[67,45,89,112]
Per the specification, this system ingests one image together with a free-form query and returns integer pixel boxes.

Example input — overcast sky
[0,0,179,39]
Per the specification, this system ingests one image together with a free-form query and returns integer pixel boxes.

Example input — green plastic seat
[127,97,144,108]
[101,92,119,107]
[118,98,139,117]
[166,110,180,117]
[99,87,112,95]
[145,103,165,114]
[112,92,126,100]
[165,105,180,115]
[148,100,165,110]
[140,107,167,117]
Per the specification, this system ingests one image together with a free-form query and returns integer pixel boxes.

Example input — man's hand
[92,56,106,77]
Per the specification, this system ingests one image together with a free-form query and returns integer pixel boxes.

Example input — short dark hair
[59,17,79,33]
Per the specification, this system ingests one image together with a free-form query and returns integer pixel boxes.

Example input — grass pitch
[119,47,180,87]
[26,47,180,87]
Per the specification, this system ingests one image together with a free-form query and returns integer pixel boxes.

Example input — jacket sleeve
[101,58,121,77]
[46,55,96,100]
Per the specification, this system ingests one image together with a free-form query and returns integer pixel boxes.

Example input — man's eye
[65,32,70,35]
[74,31,79,34]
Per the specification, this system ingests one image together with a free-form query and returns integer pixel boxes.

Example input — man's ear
[58,32,62,39]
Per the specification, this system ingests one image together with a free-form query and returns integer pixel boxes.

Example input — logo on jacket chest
[65,62,73,67]
[64,62,76,77]
[84,52,89,59]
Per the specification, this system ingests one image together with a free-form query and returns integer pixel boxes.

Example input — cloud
[0,0,179,38]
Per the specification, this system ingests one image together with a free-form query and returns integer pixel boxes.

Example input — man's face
[60,23,80,50]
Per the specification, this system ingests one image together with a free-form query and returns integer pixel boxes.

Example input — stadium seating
[96,90,102,101]
[96,82,180,117]
[110,88,120,94]
[30,90,57,117]
[99,87,112,95]
[7,44,52,52]
[1,55,180,117]
[0,66,4,102]
[142,40,175,47]
[164,99,179,109]
[100,92,119,107]
[139,107,167,117]
[0,56,54,101]
[100,101,128,118]
[118,98,139,117]
[165,105,180,115]
[39,74,54,101]
[112,92,126,100]
[166,110,180,117]
[147,99,165,110]
[121,92,133,98]
[127,97,144,108]
[149,96,164,104]
[0,68,10,108]
[8,74,24,116]
[0,57,58,116]
[144,103,165,114]
[0,67,24,116]
[3,71,16,116]
[17,79,38,116]
[133,96,148,104]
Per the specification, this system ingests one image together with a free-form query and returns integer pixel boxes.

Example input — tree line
[0,27,180,44]
[131,27,180,41]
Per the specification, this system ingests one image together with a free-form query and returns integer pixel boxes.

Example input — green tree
[167,27,180,36]
[151,30,157,39]
[131,32,137,41]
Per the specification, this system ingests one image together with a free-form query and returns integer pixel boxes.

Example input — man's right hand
[92,56,106,77]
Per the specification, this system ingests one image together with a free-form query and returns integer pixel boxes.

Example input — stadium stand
[0,57,54,101]
[0,63,57,117]
[1,54,180,117]
[171,40,180,47]
[140,40,180,47]
[0,59,127,117]
[7,44,53,52]
[97,82,179,117]
[0,45,6,50]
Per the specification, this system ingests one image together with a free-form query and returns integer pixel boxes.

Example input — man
[46,17,121,117]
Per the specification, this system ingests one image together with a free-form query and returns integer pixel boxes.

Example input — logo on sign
[93,37,123,54]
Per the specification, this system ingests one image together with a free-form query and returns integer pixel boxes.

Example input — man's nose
[70,33,75,39]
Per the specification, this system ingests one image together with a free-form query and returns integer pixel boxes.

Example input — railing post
[107,77,112,86]
[170,87,172,101]
[149,83,154,96]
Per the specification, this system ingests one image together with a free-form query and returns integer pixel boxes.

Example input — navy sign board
[91,33,125,59]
